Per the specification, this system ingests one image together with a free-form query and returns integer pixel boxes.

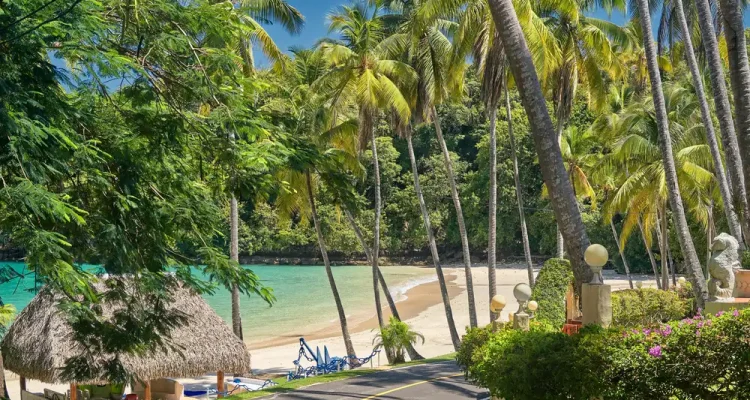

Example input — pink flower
[648,345,663,358]
[733,309,740,317]
[716,311,726,317]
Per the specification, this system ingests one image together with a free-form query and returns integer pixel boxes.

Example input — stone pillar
[513,311,530,331]
[582,283,612,328]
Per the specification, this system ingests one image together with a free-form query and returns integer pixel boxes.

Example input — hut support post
[144,381,151,400]
[216,371,224,398]
[217,371,224,398]
[19,377,26,392]
[69,383,77,400]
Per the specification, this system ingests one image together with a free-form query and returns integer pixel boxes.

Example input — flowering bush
[458,308,750,400]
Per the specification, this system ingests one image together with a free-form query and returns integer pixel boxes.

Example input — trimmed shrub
[457,309,750,400]
[456,325,495,374]
[530,258,573,327]
[742,250,750,269]
[611,288,690,327]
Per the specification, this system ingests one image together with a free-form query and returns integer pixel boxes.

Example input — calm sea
[0,262,433,344]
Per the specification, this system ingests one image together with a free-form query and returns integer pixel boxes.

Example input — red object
[561,319,582,335]
[126,394,138,400]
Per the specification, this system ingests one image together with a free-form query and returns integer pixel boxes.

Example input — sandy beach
[3,263,658,399]
[248,263,657,373]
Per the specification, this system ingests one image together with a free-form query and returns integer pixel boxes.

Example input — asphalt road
[266,361,487,400]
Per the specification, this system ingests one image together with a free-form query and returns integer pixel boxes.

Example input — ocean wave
[389,275,438,302]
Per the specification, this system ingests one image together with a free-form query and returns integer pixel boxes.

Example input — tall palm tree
[671,0,744,247]
[616,0,710,303]
[380,0,478,329]
[717,0,750,218]
[692,0,749,244]
[317,1,415,329]
[485,0,593,288]
[270,48,360,360]
[226,0,304,343]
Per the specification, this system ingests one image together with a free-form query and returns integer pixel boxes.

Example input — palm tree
[270,48,360,360]
[539,0,627,257]
[380,0,478,329]
[485,0,593,288]
[224,0,304,343]
[609,1,711,302]
[317,1,415,329]
[671,0,744,247]
[692,0,749,244]
[717,0,750,218]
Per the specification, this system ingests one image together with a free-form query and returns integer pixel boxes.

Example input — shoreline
[247,273,461,350]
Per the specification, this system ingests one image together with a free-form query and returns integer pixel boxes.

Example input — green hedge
[530,258,573,328]
[612,288,691,327]
[458,309,750,400]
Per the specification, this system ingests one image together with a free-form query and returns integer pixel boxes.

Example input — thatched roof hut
[1,281,251,385]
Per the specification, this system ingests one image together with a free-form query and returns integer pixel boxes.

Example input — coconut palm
[378,0,478,330]
[717,0,750,218]
[317,1,415,329]
[268,48,361,360]
[691,0,749,244]
[483,0,593,288]
[671,0,744,247]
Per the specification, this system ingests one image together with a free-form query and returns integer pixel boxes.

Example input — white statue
[708,233,740,301]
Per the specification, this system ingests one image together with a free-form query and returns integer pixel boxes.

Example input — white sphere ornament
[528,300,539,312]
[584,244,609,285]
[513,283,533,302]
[636,281,643,289]
[490,295,507,313]
[678,277,687,286]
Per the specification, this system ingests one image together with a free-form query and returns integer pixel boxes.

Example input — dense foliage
[612,288,692,327]
[373,316,425,364]
[530,258,573,327]
[458,309,750,400]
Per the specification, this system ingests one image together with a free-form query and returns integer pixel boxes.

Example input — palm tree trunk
[668,240,676,287]
[343,208,424,360]
[634,0,709,307]
[657,207,670,290]
[370,132,385,330]
[674,0,744,247]
[610,220,633,289]
[306,172,357,360]
[487,0,592,290]
[0,353,7,400]
[556,227,565,258]
[706,203,714,280]
[230,197,243,341]
[638,216,662,289]
[718,0,750,236]
[488,106,499,321]
[693,0,749,245]
[406,134,461,351]
[431,106,478,329]
[505,85,535,287]
[345,208,373,264]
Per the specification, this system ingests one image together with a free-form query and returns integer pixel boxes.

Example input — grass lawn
[226,353,457,399]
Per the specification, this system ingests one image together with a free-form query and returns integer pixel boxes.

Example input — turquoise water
[0,262,433,344]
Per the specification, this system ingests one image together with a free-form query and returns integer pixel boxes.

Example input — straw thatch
[1,280,251,384]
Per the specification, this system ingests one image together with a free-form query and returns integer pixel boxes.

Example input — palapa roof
[1,280,251,384]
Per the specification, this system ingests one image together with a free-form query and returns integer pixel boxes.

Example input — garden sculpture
[708,232,740,301]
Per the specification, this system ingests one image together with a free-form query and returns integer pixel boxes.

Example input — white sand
[3,264,658,399]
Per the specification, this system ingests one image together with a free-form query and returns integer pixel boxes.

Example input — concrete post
[582,283,612,328]
[513,311,530,331]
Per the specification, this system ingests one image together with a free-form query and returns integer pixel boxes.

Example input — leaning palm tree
[380,0,478,330]
[691,0,749,244]
[483,0,593,288]
[606,10,711,302]
[269,48,360,360]
[671,0,744,247]
[317,1,415,329]
[716,0,750,218]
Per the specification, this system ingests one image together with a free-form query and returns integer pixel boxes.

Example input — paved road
[266,361,487,399]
